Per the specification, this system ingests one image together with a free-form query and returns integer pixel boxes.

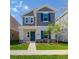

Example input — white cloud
[12,8,18,12]
[12,14,16,18]
[14,1,23,8]
[11,1,30,13]
[24,5,30,10]
[19,1,23,7]
[11,1,17,4]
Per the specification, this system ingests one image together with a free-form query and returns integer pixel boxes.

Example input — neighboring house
[19,5,55,43]
[56,10,68,42]
[10,16,20,41]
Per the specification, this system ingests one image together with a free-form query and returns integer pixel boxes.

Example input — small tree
[53,24,61,44]
[45,23,61,44]
[44,23,54,43]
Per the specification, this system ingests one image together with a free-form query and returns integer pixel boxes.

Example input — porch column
[19,28,24,42]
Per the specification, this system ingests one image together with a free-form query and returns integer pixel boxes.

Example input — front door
[30,32,35,41]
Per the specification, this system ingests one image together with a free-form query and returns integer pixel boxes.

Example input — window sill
[42,21,49,22]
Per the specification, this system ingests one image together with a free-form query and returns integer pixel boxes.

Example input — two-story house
[19,6,55,43]
[56,10,68,42]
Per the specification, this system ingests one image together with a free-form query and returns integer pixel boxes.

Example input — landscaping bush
[49,39,56,43]
[36,39,42,43]
[10,40,19,45]
[36,39,49,43]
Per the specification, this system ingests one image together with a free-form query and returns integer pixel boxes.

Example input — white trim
[24,16,34,18]
[37,11,55,13]
[24,16,34,24]
[42,12,49,22]
[19,26,37,29]
[33,10,37,26]
[42,12,49,13]
[24,17,29,24]
[30,17,34,24]
[43,21,49,22]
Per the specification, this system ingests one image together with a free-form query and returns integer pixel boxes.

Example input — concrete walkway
[28,41,36,51]
[10,50,68,55]
[10,42,68,55]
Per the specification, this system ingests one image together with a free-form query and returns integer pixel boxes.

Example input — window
[43,13,49,22]
[26,18,28,23]
[44,33,49,39]
[24,17,28,24]
[41,31,50,39]
[30,17,34,24]
[24,16,34,24]
[31,18,33,22]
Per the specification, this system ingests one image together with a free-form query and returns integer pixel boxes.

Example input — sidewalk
[10,50,68,55]
[10,42,68,55]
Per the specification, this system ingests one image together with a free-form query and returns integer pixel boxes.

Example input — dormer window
[24,16,34,24]
[26,18,28,23]
[31,18,33,22]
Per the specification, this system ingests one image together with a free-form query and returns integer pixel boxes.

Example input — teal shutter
[41,13,43,21]
[48,13,51,21]
[41,31,43,39]
[49,32,51,39]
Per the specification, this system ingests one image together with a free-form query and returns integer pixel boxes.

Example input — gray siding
[56,29,68,42]
[37,13,55,26]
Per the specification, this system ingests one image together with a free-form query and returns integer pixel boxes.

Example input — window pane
[43,13,49,21]
[43,14,48,18]
[26,18,28,23]
[31,18,33,22]
[41,31,49,39]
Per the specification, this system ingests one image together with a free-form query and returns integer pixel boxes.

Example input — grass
[10,55,68,59]
[36,43,68,50]
[10,43,29,50]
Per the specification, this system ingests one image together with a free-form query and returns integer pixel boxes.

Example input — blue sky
[10,0,68,25]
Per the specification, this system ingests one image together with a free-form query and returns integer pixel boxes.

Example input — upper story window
[41,12,50,22]
[43,13,49,22]
[24,16,34,24]
[30,18,34,23]
[25,18,28,23]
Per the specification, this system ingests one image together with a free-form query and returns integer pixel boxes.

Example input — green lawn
[36,43,68,50]
[10,43,29,50]
[10,55,68,59]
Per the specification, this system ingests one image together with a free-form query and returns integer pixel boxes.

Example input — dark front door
[30,32,35,41]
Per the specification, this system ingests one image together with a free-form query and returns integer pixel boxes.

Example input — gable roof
[23,11,34,16]
[22,5,55,17]
[56,10,68,22]
[10,16,20,31]
[36,5,55,12]
[38,6,54,11]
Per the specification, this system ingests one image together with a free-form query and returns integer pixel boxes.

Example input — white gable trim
[35,5,55,12]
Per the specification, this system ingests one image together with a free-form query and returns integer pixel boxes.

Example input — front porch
[19,26,55,43]
[19,26,36,43]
